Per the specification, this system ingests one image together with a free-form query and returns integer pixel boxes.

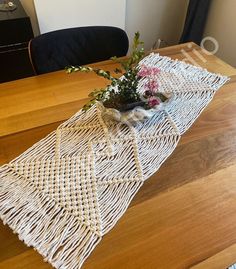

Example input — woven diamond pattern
[10,156,101,233]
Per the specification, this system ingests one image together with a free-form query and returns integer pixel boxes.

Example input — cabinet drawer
[0,17,33,46]
[0,46,34,83]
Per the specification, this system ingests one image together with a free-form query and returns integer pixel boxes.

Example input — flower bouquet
[66,33,171,125]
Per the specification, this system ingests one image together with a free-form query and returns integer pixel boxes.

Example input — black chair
[29,26,129,75]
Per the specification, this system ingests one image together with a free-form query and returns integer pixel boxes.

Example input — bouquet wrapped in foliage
[66,33,170,124]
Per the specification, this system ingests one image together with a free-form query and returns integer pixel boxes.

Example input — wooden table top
[0,42,236,269]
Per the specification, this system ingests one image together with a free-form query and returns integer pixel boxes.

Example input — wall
[125,0,188,50]
[34,0,126,34]
[204,0,236,67]
[20,0,188,51]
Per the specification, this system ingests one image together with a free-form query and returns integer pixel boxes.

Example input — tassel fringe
[0,166,101,269]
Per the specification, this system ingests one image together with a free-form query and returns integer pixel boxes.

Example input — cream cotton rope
[0,53,229,269]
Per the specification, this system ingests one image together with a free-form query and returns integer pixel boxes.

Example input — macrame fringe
[0,165,101,269]
[99,181,144,233]
[140,53,230,90]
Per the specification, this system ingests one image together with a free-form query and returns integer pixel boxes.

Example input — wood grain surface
[0,43,236,269]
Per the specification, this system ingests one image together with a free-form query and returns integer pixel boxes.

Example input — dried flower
[138,65,160,77]
[66,32,167,112]
[145,79,159,93]
[148,96,160,108]
[138,65,151,77]
[150,67,161,76]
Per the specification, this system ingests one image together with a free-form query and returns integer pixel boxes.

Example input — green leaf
[69,31,146,112]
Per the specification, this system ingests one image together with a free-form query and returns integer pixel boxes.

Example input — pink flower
[150,67,161,76]
[145,79,159,93]
[138,65,151,77]
[148,96,160,108]
[138,65,161,78]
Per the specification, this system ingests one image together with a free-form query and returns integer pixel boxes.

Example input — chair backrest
[29,26,129,75]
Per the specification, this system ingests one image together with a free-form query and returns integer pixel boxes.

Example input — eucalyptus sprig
[66,32,145,111]
[111,32,145,72]
[66,66,117,82]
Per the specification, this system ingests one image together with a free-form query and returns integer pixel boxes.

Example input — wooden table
[0,43,236,269]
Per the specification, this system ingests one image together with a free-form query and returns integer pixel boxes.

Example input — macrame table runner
[0,53,229,269]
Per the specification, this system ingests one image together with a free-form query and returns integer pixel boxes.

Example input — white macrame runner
[0,53,229,269]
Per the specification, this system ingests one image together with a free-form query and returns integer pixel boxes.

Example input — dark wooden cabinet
[0,0,34,83]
